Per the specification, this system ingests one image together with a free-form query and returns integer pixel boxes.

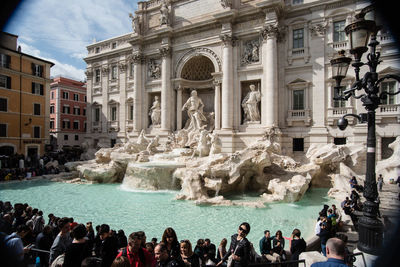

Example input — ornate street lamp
[331,5,400,255]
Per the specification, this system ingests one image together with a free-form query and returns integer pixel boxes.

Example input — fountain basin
[123,161,186,190]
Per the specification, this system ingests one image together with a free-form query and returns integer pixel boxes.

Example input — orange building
[0,32,54,160]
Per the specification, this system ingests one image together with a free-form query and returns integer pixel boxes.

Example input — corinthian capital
[130,52,144,64]
[310,22,327,37]
[261,23,279,40]
[85,69,93,78]
[159,46,171,58]
[219,33,237,47]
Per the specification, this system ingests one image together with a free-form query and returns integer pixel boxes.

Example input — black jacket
[222,234,250,267]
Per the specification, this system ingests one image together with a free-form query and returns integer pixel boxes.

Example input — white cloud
[19,42,85,81]
[4,0,137,80]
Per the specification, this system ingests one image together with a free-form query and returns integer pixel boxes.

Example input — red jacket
[117,247,156,267]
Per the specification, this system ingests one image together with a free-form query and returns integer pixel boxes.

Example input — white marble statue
[147,135,160,154]
[182,90,207,130]
[210,132,222,155]
[137,129,150,147]
[148,60,161,79]
[160,1,169,25]
[129,13,139,34]
[193,130,210,157]
[149,96,161,126]
[242,84,261,122]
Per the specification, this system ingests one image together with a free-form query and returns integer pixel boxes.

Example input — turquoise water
[0,180,334,249]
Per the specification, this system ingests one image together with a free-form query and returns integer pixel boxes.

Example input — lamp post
[330,5,400,255]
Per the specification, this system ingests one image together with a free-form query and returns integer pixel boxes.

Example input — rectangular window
[50,120,54,129]
[64,134,68,140]
[381,81,396,105]
[293,138,304,152]
[32,82,44,95]
[73,121,79,130]
[293,89,304,110]
[63,105,70,114]
[129,105,133,120]
[111,66,117,80]
[0,74,11,89]
[84,96,87,102]
[0,124,6,137]
[74,107,80,115]
[0,98,7,111]
[112,42,117,49]
[73,94,79,101]
[62,91,69,99]
[111,106,117,121]
[75,135,79,141]
[334,138,346,145]
[293,28,304,49]
[34,103,41,115]
[95,69,101,83]
[333,20,346,42]
[95,47,100,54]
[292,0,303,4]
[0,54,11,68]
[50,105,55,114]
[51,91,54,99]
[34,126,40,138]
[84,122,87,131]
[32,63,43,77]
[334,87,347,108]
[95,108,100,122]
[83,108,86,116]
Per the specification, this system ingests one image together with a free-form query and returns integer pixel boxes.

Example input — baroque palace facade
[84,0,399,159]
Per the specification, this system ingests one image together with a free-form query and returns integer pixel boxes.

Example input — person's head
[137,231,146,245]
[191,90,198,97]
[219,238,227,247]
[204,238,210,246]
[180,239,193,256]
[128,232,142,251]
[81,257,102,267]
[326,238,346,259]
[86,222,94,232]
[264,230,270,238]
[155,243,169,263]
[197,239,204,247]
[38,210,43,216]
[275,230,282,239]
[162,227,178,245]
[16,224,31,238]
[249,84,255,91]
[43,225,53,235]
[58,217,71,234]
[99,224,110,240]
[292,229,301,238]
[73,224,87,240]
[332,204,336,210]
[151,237,158,244]
[238,222,250,238]
[111,256,130,267]
[146,242,155,253]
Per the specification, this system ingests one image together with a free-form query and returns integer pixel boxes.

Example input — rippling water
[0,179,334,248]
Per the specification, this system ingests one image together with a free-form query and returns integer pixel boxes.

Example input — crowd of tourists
[0,199,355,267]
[0,152,71,182]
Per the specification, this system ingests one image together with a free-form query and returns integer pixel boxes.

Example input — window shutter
[40,84,44,95]
[32,82,35,94]
[6,55,11,68]
[39,65,43,77]
[6,76,11,89]
[31,63,35,75]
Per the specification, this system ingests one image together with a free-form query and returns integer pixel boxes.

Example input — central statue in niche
[242,84,261,123]
[182,90,207,130]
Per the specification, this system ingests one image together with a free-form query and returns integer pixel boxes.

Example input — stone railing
[92,121,102,132]
[286,109,311,126]
[376,104,400,123]
[327,106,354,125]
[332,40,348,50]
[108,120,120,132]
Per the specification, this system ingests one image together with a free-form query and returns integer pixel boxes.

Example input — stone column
[176,85,183,130]
[160,46,172,132]
[101,65,109,134]
[132,53,143,133]
[118,61,127,140]
[214,80,221,130]
[220,33,234,130]
[85,69,93,135]
[261,24,279,127]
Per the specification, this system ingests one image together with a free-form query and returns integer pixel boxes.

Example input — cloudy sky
[3,0,138,81]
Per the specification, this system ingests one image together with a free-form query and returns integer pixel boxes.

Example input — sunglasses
[239,226,248,234]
